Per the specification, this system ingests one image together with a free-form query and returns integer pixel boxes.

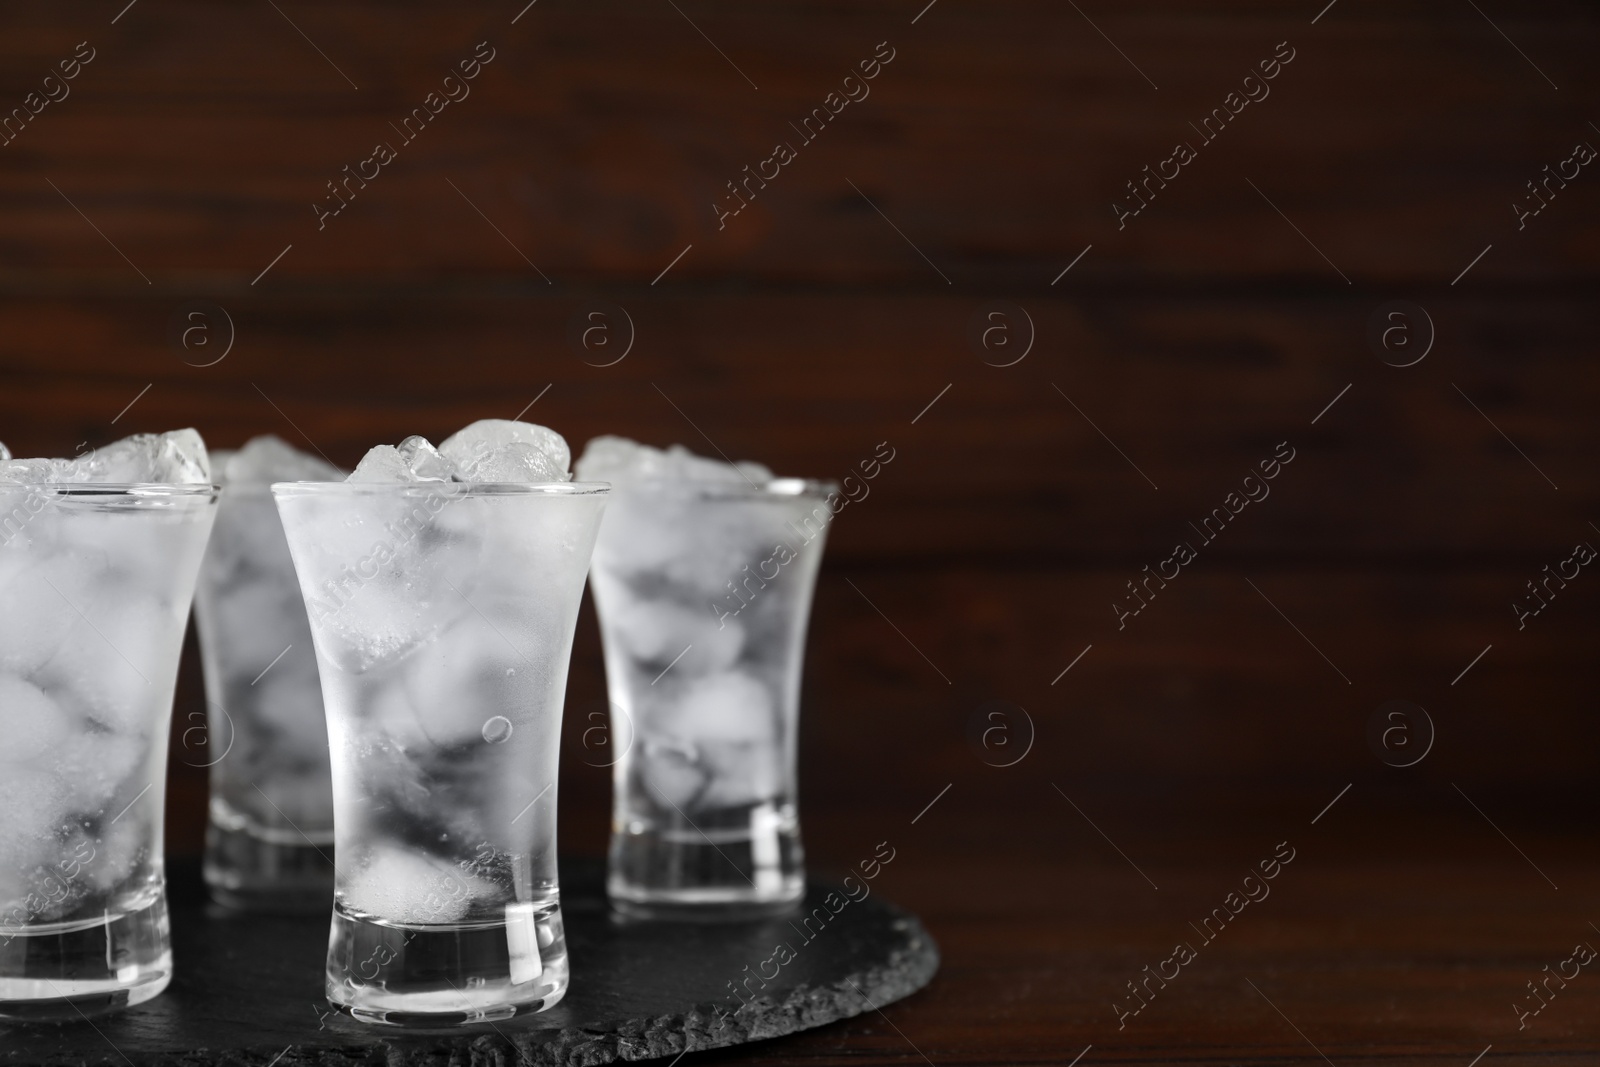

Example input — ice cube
[69,428,211,483]
[251,657,329,754]
[252,766,334,827]
[309,579,459,674]
[222,434,341,483]
[656,671,782,808]
[36,587,174,735]
[2,430,209,483]
[0,765,68,848]
[591,487,808,599]
[288,479,496,670]
[654,670,775,746]
[642,671,782,809]
[0,674,70,764]
[0,441,9,461]
[395,435,455,482]
[0,556,101,676]
[586,498,720,594]
[576,436,815,599]
[575,435,771,487]
[632,738,707,810]
[346,446,404,482]
[343,845,495,924]
[608,595,744,676]
[698,739,783,808]
[0,458,68,484]
[440,419,571,483]
[81,817,147,894]
[305,524,483,674]
[207,574,309,674]
[363,676,433,752]
[52,491,194,586]
[0,764,69,911]
[401,611,539,749]
[54,731,148,811]
[0,864,32,915]
[456,442,562,483]
[0,541,28,590]
[348,435,456,483]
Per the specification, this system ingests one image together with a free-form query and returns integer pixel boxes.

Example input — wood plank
[750,810,1600,1065]
[1,2,1597,286]
[5,294,1594,559]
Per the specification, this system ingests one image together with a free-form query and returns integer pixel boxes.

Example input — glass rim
[217,481,313,497]
[269,480,611,497]
[601,476,840,501]
[0,482,220,497]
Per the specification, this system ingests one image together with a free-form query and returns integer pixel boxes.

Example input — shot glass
[0,484,217,1020]
[590,478,835,919]
[193,484,334,911]
[272,481,607,1026]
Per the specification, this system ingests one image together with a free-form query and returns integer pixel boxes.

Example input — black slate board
[1,859,938,1066]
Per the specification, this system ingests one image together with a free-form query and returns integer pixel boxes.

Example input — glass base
[607,887,804,922]
[325,901,568,1026]
[0,895,172,1021]
[608,800,804,920]
[205,819,335,913]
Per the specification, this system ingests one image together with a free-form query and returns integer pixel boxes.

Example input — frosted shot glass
[193,484,334,911]
[0,484,217,1020]
[273,481,607,1026]
[590,479,834,919]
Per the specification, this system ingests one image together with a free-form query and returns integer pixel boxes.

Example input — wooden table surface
[760,802,1599,1067]
[4,1,1599,1063]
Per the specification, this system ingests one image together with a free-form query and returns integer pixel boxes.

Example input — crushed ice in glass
[348,420,572,484]
[0,428,211,485]
[197,435,341,851]
[577,436,801,817]
[1,429,214,926]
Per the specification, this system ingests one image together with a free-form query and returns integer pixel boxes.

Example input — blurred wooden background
[2,2,1599,1060]
[9,4,1600,1062]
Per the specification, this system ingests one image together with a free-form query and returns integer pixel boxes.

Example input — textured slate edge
[9,913,939,1067]
[514,913,940,1067]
